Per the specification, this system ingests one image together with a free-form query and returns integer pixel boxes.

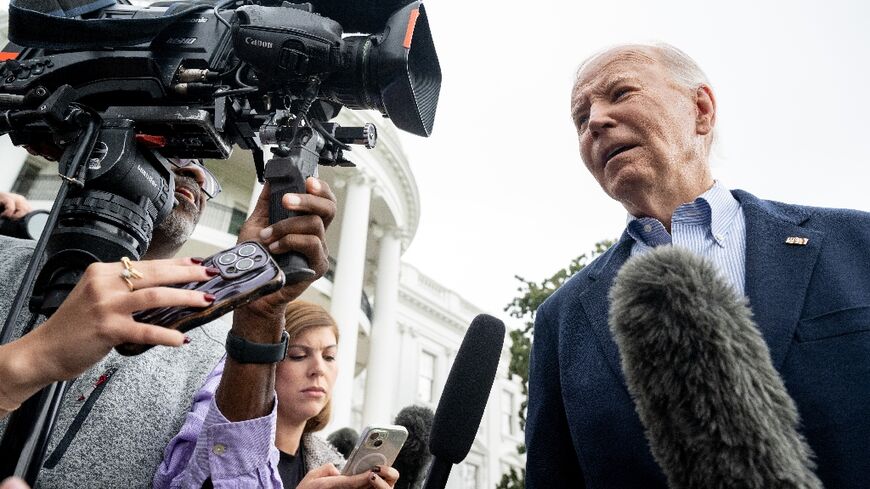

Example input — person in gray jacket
[0,160,337,488]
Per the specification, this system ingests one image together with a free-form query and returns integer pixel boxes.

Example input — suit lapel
[736,191,824,369]
[578,235,633,385]
[578,192,823,383]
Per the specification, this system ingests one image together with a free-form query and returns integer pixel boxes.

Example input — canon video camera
[0,0,440,314]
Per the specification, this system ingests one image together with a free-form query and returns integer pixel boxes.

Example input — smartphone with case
[341,425,408,476]
[115,241,285,356]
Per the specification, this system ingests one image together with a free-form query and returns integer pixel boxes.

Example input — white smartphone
[341,425,409,476]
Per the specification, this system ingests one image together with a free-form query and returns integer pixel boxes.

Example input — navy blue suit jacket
[525,190,870,488]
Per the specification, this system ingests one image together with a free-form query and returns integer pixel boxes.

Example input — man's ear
[695,84,716,136]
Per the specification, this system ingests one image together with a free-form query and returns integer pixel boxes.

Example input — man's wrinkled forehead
[571,48,659,107]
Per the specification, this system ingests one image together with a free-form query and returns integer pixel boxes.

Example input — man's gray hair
[650,43,711,90]
[576,42,711,91]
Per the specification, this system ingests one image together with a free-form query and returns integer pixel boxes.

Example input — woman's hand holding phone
[0,257,214,417]
[117,241,285,355]
[29,257,216,378]
[298,463,399,489]
[341,426,408,477]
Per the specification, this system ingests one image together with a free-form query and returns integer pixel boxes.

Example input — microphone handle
[421,458,452,489]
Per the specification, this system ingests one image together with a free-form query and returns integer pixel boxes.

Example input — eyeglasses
[169,159,222,200]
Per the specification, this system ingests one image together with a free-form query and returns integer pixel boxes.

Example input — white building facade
[0,31,524,482]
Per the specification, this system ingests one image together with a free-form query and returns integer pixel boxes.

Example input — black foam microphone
[609,246,822,489]
[422,314,505,489]
[306,0,418,33]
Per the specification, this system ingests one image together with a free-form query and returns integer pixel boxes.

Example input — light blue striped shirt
[626,181,747,294]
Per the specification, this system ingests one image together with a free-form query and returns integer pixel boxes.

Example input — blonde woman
[155,301,399,489]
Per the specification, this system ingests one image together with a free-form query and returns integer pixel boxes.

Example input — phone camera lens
[218,253,237,265]
[237,244,257,257]
[373,439,383,448]
[369,432,379,441]
[236,258,255,271]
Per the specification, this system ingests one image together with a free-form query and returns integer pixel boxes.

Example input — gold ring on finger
[119,257,145,291]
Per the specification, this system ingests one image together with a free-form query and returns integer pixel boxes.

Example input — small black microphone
[609,246,822,489]
[307,0,417,33]
[422,314,505,489]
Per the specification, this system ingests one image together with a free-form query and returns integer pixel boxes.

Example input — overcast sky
[2,0,866,322]
[397,0,870,319]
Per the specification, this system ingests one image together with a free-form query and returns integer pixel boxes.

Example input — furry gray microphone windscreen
[326,428,359,459]
[608,246,822,489]
[393,405,434,489]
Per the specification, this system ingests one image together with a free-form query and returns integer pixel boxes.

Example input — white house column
[362,226,403,425]
[396,321,417,408]
[328,175,373,431]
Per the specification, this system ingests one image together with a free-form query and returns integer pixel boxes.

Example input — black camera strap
[8,0,223,49]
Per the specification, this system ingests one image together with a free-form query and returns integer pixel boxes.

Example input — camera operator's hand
[0,258,215,418]
[213,177,334,423]
[235,177,336,319]
[0,192,33,220]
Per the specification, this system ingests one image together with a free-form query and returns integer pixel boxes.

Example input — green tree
[495,240,614,489]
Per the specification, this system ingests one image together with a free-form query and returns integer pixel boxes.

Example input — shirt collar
[700,181,741,245]
[625,181,741,247]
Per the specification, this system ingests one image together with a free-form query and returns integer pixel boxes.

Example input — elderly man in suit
[524,42,870,488]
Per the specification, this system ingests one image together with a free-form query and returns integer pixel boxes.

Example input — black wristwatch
[225,330,289,364]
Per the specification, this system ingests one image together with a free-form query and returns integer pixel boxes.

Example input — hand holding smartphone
[115,241,285,355]
[341,425,408,476]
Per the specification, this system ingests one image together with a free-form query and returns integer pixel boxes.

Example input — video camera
[0,0,440,481]
[0,0,441,315]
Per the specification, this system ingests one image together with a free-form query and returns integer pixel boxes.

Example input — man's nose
[174,165,207,187]
[588,104,617,137]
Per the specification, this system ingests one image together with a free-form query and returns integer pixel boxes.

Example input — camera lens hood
[375,2,441,137]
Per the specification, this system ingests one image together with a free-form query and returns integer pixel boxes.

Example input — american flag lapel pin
[785,236,809,246]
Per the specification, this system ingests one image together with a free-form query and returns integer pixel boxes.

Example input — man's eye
[288,354,307,361]
[613,87,631,101]
[324,355,336,362]
[575,114,589,129]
